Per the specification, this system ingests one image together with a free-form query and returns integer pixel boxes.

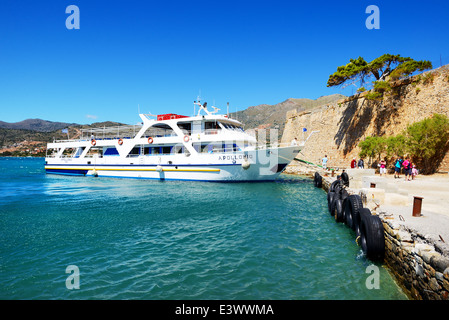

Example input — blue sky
[0,0,448,125]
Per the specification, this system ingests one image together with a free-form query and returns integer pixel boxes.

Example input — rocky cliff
[281,65,449,172]
[229,94,346,139]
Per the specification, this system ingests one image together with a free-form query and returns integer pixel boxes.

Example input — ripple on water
[0,159,407,300]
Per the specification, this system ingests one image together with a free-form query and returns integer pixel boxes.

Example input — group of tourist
[393,156,418,181]
[354,156,419,180]
[319,153,418,181]
[347,155,419,181]
[350,157,365,169]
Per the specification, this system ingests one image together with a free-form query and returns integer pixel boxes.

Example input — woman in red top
[402,157,411,181]
[350,158,357,168]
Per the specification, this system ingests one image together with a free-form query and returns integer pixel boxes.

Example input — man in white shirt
[291,137,298,146]
[322,155,328,169]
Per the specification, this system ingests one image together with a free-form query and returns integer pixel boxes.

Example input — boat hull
[45,146,301,182]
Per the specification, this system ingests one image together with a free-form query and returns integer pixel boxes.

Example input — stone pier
[312,168,449,300]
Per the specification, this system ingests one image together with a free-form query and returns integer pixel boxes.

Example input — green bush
[365,92,383,100]
[373,81,392,93]
[385,135,407,158]
[421,72,435,85]
[406,114,449,172]
[358,114,449,173]
[358,136,387,164]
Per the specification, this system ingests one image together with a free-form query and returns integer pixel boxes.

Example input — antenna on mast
[195,90,202,116]
[227,102,229,117]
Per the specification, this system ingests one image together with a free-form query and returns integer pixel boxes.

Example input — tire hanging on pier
[344,194,363,230]
[341,171,349,187]
[340,188,349,202]
[360,212,385,261]
[355,208,372,238]
[333,199,344,222]
[327,191,336,214]
[324,178,385,262]
[329,180,341,193]
[314,172,322,188]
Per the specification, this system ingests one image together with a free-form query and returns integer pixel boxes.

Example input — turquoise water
[0,157,407,300]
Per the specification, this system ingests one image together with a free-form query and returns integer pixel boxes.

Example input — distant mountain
[0,120,126,150]
[229,94,346,138]
[77,121,125,129]
[0,119,78,132]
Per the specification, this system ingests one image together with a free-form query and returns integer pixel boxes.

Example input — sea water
[0,157,407,300]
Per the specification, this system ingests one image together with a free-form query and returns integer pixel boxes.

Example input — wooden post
[413,196,424,217]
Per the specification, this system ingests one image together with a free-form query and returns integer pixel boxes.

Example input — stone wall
[282,65,449,172]
[381,216,449,300]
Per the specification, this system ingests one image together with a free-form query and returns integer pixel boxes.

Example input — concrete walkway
[339,169,449,253]
[285,163,449,249]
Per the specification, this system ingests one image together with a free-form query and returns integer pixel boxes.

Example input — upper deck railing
[80,124,143,141]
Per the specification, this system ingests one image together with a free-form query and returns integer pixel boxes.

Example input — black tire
[344,194,363,230]
[360,214,385,261]
[344,199,354,228]
[329,196,338,217]
[314,172,319,187]
[341,171,349,187]
[314,172,322,188]
[334,199,344,222]
[340,188,349,202]
[327,192,335,214]
[316,175,322,188]
[355,208,372,238]
[329,180,340,193]
[333,184,342,199]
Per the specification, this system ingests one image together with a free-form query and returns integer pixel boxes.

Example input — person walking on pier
[291,137,298,146]
[322,155,328,169]
[357,158,364,169]
[411,164,418,180]
[350,158,357,168]
[402,157,412,181]
[379,158,387,177]
[394,157,402,179]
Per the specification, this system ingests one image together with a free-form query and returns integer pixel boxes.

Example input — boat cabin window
[162,146,172,154]
[143,123,175,138]
[129,147,141,156]
[62,148,75,156]
[74,147,85,158]
[177,122,192,135]
[85,147,103,158]
[104,147,119,156]
[142,145,175,155]
[204,121,221,135]
[46,148,60,158]
[204,122,219,130]
[220,122,244,132]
